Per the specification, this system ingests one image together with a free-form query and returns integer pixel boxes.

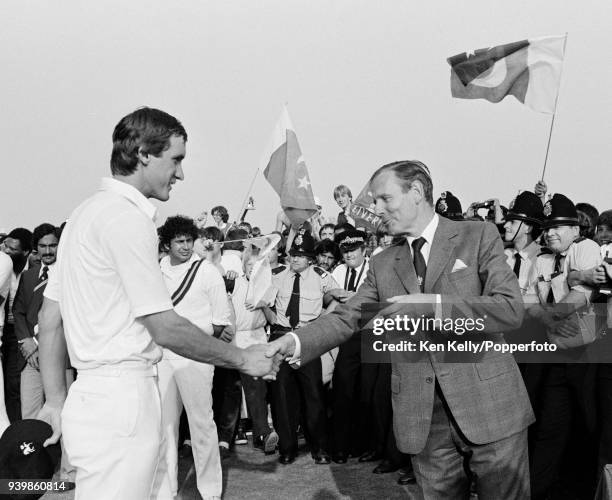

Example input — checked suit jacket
[295,216,535,454]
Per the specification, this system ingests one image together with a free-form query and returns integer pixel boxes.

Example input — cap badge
[20,442,35,455]
[543,201,552,217]
[438,200,448,213]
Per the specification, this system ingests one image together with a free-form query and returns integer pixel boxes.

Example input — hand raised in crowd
[265,333,296,360]
[37,402,63,447]
[534,180,548,201]
[240,344,282,380]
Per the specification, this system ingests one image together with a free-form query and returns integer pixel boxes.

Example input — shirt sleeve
[202,265,232,326]
[0,253,12,302]
[567,240,603,300]
[287,331,302,366]
[321,272,340,294]
[103,210,173,318]
[331,267,344,288]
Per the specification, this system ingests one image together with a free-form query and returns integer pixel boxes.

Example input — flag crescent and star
[447,34,567,113]
[263,106,317,227]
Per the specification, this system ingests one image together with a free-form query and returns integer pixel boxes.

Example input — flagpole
[540,32,568,181]
[540,113,556,181]
[237,168,260,222]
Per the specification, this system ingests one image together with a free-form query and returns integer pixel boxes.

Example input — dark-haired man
[156,215,230,499]
[319,223,335,241]
[13,224,62,419]
[37,107,279,499]
[1,227,32,422]
[268,160,530,499]
[315,238,340,272]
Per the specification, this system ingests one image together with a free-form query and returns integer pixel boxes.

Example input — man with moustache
[13,223,65,419]
[36,107,279,500]
[0,227,32,422]
[315,238,341,272]
[267,160,531,499]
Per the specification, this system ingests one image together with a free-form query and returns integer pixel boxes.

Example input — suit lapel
[393,242,421,294]
[425,218,458,292]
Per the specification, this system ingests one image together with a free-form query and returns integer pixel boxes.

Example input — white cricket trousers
[155,357,221,500]
[62,364,163,500]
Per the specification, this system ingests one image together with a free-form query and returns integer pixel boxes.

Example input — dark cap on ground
[0,419,62,499]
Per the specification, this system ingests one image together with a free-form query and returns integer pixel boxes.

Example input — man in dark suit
[13,223,60,418]
[267,161,533,499]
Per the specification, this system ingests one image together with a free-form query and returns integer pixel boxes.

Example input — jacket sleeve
[13,274,32,341]
[297,260,380,364]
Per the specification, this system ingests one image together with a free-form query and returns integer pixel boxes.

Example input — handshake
[238,334,299,380]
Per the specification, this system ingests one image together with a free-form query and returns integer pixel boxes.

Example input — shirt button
[425,377,433,384]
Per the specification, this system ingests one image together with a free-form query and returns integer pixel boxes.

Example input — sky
[1,0,610,233]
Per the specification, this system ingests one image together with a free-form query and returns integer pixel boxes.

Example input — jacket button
[425,376,433,384]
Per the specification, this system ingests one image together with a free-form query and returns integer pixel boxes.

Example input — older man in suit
[267,160,533,499]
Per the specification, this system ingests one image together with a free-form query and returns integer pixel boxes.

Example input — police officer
[503,191,544,298]
[502,191,545,448]
[527,193,602,499]
[268,231,339,465]
[435,191,464,221]
[327,230,369,463]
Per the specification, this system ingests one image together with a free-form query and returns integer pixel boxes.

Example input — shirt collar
[99,177,158,221]
[160,253,199,273]
[38,262,55,277]
[517,241,541,261]
[406,214,439,246]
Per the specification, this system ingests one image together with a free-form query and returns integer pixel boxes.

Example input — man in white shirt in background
[156,215,232,500]
[232,251,278,454]
[36,107,280,500]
